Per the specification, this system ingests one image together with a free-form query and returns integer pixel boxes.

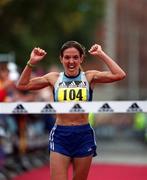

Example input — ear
[80,55,84,64]
[59,56,63,63]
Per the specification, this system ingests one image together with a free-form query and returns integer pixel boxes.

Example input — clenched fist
[88,44,103,56]
[29,47,47,65]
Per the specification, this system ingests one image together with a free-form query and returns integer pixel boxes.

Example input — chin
[66,69,78,76]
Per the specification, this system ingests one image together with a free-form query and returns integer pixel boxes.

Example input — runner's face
[60,47,83,76]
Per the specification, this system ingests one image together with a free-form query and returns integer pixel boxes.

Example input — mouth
[68,65,75,70]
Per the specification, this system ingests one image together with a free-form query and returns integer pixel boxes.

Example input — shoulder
[43,72,60,86]
[44,71,60,78]
[85,70,101,82]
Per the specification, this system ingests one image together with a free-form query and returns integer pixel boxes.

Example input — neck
[64,70,81,78]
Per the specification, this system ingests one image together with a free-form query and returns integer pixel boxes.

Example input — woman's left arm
[88,44,126,83]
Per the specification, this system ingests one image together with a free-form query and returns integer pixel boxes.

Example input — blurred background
[0,0,147,179]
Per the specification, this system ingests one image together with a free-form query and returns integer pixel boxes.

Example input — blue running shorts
[49,123,97,158]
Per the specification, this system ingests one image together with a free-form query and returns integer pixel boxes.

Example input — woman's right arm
[17,47,49,91]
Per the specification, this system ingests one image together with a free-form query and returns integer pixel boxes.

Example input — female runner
[17,41,126,180]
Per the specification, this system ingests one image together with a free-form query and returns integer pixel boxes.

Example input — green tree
[0,0,105,69]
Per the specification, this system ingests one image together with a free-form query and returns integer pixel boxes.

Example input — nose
[69,58,74,63]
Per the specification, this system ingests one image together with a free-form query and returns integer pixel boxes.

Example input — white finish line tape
[0,101,147,114]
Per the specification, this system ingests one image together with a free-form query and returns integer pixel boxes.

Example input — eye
[73,55,79,60]
[64,55,70,60]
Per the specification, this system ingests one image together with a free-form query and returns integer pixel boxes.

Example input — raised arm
[16,47,49,91]
[87,44,126,84]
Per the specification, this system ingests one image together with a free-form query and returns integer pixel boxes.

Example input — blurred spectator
[0,63,57,175]
[7,62,19,82]
[133,112,147,142]
[0,63,13,168]
[88,113,95,127]
[0,63,16,102]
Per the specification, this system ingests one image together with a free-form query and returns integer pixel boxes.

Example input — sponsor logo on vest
[41,104,56,113]
[98,103,114,112]
[69,103,85,113]
[127,102,142,112]
[12,104,28,113]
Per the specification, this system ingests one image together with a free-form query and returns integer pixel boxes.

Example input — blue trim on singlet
[89,88,93,101]
[53,87,57,102]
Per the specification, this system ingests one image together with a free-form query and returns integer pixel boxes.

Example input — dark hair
[60,41,86,58]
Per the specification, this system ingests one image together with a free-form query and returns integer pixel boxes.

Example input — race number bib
[58,87,87,101]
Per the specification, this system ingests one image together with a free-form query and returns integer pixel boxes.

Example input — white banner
[0,101,147,114]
